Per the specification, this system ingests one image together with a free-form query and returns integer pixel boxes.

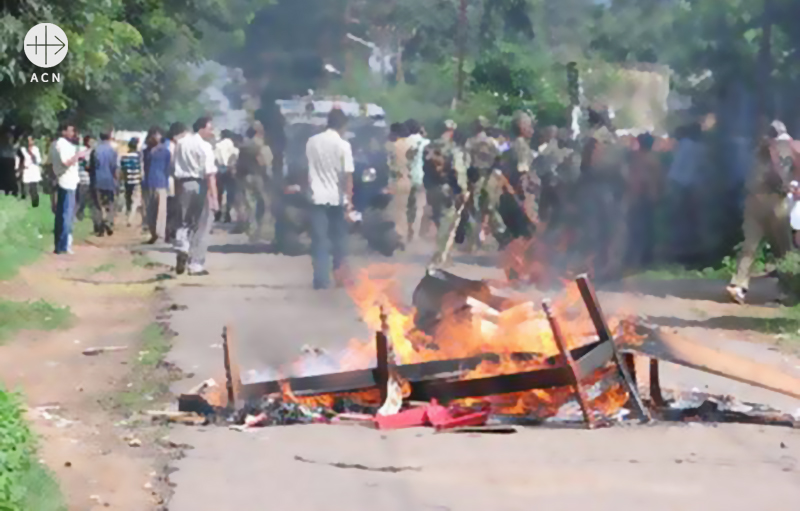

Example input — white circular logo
[24,23,68,69]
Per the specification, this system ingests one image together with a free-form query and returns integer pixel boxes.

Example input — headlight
[362,167,377,183]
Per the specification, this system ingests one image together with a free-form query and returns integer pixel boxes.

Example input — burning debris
[174,269,800,432]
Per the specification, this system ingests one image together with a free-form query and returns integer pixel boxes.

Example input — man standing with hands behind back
[306,108,354,290]
[173,117,219,276]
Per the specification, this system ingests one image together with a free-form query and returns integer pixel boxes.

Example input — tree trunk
[455,0,468,106]
[756,0,774,132]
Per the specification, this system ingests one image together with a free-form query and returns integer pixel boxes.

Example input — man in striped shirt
[120,138,144,228]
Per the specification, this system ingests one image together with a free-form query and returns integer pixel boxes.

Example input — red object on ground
[373,406,429,430]
[373,400,489,430]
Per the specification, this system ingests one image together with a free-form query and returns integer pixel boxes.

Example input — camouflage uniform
[464,125,504,248]
[577,125,629,276]
[427,132,470,264]
[729,135,794,293]
[237,136,274,241]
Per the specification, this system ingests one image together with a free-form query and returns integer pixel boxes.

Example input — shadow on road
[611,277,781,306]
[644,314,796,334]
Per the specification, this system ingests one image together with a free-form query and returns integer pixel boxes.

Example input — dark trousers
[310,204,348,289]
[22,182,40,208]
[215,172,236,221]
[75,184,90,220]
[626,199,656,268]
[92,189,116,234]
[54,187,76,253]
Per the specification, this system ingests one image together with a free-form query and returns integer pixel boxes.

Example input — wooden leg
[543,300,597,429]
[649,359,666,408]
[223,324,241,408]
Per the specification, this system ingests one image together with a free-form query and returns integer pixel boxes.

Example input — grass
[0,300,73,344]
[0,195,92,281]
[109,323,175,415]
[90,262,116,274]
[0,388,67,511]
[634,264,732,281]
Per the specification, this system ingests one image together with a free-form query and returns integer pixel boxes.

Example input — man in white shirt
[214,129,237,223]
[50,122,89,254]
[306,108,354,289]
[173,117,219,275]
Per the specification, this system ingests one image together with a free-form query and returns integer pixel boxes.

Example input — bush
[0,388,65,511]
[776,251,800,300]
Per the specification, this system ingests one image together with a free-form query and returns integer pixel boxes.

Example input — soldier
[426,125,470,265]
[237,125,273,241]
[464,116,504,249]
[577,108,629,278]
[505,111,538,226]
[727,120,797,304]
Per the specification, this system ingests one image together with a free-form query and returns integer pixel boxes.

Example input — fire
[256,263,629,423]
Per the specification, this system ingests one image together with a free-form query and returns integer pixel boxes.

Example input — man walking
[89,131,119,236]
[727,120,797,304]
[121,138,144,228]
[306,109,354,290]
[143,126,170,244]
[76,135,95,221]
[465,116,503,249]
[173,117,219,276]
[214,129,237,223]
[50,122,88,254]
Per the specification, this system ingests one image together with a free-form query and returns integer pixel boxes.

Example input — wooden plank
[622,329,800,401]
[223,324,242,407]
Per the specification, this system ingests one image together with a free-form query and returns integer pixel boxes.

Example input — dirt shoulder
[0,229,177,511]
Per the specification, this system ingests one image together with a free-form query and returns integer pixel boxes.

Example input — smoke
[190,61,250,133]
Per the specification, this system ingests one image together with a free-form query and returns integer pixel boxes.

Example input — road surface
[144,230,800,511]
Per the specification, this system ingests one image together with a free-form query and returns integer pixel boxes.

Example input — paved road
[145,230,800,511]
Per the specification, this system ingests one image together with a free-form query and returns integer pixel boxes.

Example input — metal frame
[226,274,649,427]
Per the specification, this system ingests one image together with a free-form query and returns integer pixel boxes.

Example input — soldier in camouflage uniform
[464,116,504,249]
[727,120,796,304]
[427,122,470,264]
[577,109,629,278]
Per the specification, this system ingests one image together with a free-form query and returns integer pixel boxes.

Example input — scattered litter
[293,455,421,473]
[146,410,207,426]
[123,435,142,447]
[82,345,128,356]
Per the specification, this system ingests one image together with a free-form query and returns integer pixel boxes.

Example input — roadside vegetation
[0,300,73,345]
[0,388,66,511]
[109,322,178,416]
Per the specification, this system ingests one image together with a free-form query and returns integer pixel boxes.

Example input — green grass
[108,323,175,415]
[634,264,732,281]
[0,195,92,281]
[0,300,73,344]
[90,262,116,274]
[0,388,67,511]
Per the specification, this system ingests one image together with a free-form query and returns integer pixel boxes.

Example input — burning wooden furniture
[211,272,650,429]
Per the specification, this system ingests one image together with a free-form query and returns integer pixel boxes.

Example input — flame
[271,263,630,421]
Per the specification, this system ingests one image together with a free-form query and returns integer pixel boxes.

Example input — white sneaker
[726,285,746,305]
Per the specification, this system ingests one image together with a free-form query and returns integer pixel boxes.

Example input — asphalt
[144,229,800,511]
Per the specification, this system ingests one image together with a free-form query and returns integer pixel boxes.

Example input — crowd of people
[1,106,798,303]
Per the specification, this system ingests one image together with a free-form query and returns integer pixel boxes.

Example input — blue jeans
[310,204,348,289]
[54,186,76,253]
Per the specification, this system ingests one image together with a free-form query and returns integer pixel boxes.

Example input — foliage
[0,0,272,131]
[0,387,66,511]
[776,251,800,300]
